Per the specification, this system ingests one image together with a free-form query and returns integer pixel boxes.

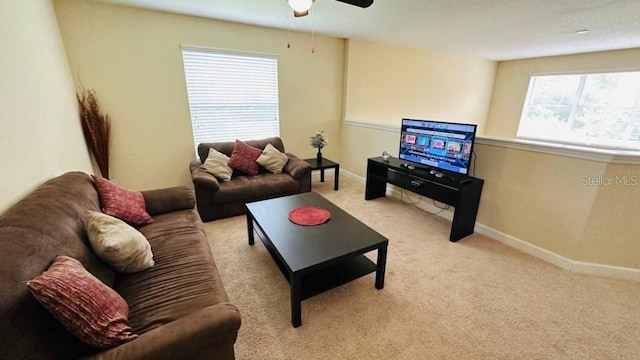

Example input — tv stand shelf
[365,157,484,242]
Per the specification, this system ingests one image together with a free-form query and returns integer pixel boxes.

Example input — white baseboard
[339,169,360,182]
[341,169,640,281]
[474,224,640,281]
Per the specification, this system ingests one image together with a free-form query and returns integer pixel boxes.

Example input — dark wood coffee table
[245,192,388,327]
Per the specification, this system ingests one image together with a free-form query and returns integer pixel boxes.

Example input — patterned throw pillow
[200,148,233,181]
[227,139,263,175]
[256,143,289,174]
[86,211,154,273]
[26,255,138,349]
[93,176,153,226]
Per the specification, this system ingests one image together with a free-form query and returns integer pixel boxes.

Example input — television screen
[399,119,477,175]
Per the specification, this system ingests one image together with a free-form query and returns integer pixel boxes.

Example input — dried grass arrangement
[77,89,111,179]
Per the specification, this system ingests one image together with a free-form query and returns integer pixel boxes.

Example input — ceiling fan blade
[335,0,373,8]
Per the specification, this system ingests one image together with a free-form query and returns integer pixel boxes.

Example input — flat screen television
[399,118,477,175]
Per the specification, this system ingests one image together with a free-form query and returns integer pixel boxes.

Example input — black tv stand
[365,157,484,242]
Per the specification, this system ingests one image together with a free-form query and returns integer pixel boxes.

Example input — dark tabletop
[246,192,387,274]
[303,158,339,169]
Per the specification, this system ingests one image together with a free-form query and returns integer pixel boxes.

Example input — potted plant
[310,130,328,162]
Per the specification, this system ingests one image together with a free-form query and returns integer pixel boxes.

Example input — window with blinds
[517,70,640,150]
[181,46,280,154]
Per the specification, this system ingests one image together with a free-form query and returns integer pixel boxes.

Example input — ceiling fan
[287,0,374,17]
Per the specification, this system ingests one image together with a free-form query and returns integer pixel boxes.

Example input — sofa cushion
[115,209,228,334]
[93,176,154,226]
[257,143,289,174]
[201,148,233,181]
[227,139,263,175]
[142,186,197,216]
[26,255,138,349]
[213,173,300,203]
[86,211,154,273]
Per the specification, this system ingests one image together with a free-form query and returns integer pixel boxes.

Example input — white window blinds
[517,70,640,150]
[181,46,280,153]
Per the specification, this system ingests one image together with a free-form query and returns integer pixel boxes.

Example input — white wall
[340,39,640,269]
[0,0,92,213]
[54,0,345,190]
[341,39,496,177]
[480,48,640,268]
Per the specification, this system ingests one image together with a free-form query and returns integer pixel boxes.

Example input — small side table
[304,157,340,191]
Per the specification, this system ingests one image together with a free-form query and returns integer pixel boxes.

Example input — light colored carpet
[203,176,640,359]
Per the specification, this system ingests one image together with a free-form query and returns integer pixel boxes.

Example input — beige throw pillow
[201,148,233,181]
[257,143,289,174]
[86,211,154,273]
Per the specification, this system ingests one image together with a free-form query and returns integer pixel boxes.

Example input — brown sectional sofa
[190,137,312,221]
[0,172,240,359]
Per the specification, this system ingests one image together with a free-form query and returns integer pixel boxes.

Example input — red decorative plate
[288,206,331,226]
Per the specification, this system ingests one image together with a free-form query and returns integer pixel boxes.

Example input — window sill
[476,136,640,165]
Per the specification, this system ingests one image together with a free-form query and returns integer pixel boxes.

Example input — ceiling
[94,0,640,61]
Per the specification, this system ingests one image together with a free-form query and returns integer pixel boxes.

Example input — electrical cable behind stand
[400,189,450,215]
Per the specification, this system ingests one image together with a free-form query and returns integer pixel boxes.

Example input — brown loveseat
[190,137,312,221]
[0,172,241,359]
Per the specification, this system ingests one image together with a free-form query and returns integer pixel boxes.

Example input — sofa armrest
[190,161,220,192]
[141,186,196,216]
[82,302,241,360]
[283,154,312,180]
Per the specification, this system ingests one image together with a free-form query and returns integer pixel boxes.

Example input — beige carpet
[204,176,640,360]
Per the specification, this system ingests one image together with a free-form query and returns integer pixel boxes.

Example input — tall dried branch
[77,89,111,179]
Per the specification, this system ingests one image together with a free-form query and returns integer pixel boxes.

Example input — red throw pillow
[228,139,263,175]
[93,176,153,226]
[26,255,138,349]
